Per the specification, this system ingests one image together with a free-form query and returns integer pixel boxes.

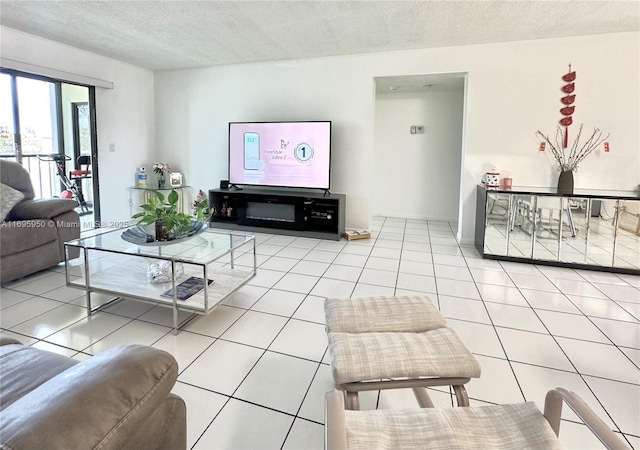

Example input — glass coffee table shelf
[64,228,256,334]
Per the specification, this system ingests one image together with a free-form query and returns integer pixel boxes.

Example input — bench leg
[345,391,360,410]
[453,385,470,406]
[412,387,435,408]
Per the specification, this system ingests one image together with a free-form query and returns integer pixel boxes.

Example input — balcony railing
[1,154,62,199]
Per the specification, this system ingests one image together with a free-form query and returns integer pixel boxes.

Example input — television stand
[229,184,243,191]
[209,188,346,241]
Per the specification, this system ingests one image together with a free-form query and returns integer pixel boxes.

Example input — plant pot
[557,170,574,195]
[155,220,170,241]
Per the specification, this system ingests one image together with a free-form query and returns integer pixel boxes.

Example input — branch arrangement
[536,124,609,172]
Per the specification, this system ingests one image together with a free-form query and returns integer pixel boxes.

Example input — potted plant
[536,124,609,194]
[153,162,171,189]
[133,189,209,241]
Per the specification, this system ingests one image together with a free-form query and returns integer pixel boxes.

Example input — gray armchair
[0,159,80,283]
[0,335,187,450]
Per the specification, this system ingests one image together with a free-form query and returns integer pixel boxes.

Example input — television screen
[228,121,331,189]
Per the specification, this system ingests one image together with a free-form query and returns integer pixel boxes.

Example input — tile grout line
[280,346,329,449]
[465,246,529,404]
[208,238,334,448]
[499,263,631,439]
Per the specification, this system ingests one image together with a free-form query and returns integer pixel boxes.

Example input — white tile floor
[1,216,639,449]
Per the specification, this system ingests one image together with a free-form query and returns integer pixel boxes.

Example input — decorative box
[485,171,500,189]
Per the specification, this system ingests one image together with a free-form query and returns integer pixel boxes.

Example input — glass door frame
[71,101,89,168]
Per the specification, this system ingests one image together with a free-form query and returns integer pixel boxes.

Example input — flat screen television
[228,121,331,190]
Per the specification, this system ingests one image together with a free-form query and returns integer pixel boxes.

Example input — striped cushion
[325,296,446,333]
[344,402,561,450]
[328,327,481,385]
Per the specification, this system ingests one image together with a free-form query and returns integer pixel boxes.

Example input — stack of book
[344,229,371,241]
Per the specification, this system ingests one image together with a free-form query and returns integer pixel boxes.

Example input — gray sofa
[0,159,80,283]
[0,335,187,450]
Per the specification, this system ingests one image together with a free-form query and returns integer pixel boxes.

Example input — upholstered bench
[325,388,628,450]
[325,295,481,410]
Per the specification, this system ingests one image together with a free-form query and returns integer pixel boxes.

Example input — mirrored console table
[475,185,640,274]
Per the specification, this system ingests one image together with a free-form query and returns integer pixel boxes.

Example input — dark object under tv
[209,188,345,241]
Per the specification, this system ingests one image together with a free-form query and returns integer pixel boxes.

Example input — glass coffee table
[64,228,256,334]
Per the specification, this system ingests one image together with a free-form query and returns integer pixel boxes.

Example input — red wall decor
[560,64,576,148]
[536,65,609,174]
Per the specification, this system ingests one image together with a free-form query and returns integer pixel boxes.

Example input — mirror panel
[531,195,564,262]
[613,199,640,270]
[559,197,590,265]
[586,199,617,267]
[484,192,510,256]
[507,194,536,258]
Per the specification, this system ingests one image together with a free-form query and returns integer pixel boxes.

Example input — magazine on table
[161,277,214,301]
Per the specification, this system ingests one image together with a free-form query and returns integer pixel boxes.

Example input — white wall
[155,31,639,244]
[154,59,377,228]
[373,89,464,220]
[0,26,155,224]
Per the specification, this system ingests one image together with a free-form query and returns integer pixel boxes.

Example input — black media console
[209,189,346,241]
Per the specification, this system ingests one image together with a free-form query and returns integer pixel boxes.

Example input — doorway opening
[372,73,466,236]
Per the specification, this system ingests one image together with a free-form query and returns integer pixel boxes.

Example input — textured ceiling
[1,1,638,72]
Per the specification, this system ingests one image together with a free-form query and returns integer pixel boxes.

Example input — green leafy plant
[193,198,210,222]
[133,189,203,238]
[192,189,211,222]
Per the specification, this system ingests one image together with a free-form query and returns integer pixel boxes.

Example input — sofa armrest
[127,393,187,450]
[0,345,181,450]
[10,198,78,220]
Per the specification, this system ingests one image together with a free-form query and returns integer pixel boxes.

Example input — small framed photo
[170,172,183,187]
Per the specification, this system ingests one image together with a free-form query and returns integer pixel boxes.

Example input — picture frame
[170,172,183,187]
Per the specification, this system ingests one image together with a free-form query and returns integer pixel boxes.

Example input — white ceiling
[1,1,638,72]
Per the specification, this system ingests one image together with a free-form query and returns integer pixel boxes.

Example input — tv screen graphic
[228,121,331,190]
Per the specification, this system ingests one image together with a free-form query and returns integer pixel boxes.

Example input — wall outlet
[416,126,424,133]
[410,126,416,134]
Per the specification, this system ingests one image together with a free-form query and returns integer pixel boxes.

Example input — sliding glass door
[0,72,61,197]
[17,76,61,158]
[0,69,100,228]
